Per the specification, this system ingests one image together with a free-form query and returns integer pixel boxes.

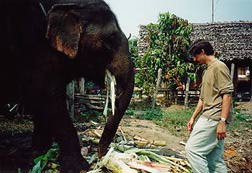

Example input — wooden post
[230,63,235,103]
[66,81,75,120]
[250,65,252,101]
[79,78,85,95]
[184,77,191,109]
[230,63,235,82]
[152,68,162,109]
[230,63,235,111]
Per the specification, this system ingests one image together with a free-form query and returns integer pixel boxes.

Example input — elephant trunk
[98,62,134,158]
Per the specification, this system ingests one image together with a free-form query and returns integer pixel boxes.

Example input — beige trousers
[185,116,227,173]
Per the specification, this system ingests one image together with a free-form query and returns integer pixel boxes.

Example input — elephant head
[46,2,135,157]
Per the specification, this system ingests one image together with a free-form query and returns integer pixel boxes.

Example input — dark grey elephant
[0,0,134,172]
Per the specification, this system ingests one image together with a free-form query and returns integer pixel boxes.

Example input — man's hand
[187,98,203,133]
[216,121,226,140]
[187,117,195,132]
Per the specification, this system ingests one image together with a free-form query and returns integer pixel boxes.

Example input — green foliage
[229,110,252,130]
[128,37,139,60]
[79,110,103,122]
[141,108,164,121]
[125,108,135,116]
[134,12,195,96]
[32,143,60,173]
[128,37,144,90]
[159,108,193,137]
[235,112,247,121]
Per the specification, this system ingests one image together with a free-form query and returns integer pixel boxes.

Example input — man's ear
[46,5,83,59]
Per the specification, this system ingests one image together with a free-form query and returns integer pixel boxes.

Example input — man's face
[193,50,206,64]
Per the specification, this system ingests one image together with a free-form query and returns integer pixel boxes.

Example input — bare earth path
[120,118,186,156]
[120,101,252,173]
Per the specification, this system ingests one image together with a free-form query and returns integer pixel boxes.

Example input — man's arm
[220,94,232,120]
[216,94,232,140]
[187,98,203,132]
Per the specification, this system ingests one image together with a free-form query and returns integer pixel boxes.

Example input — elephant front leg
[32,112,53,158]
[31,93,89,172]
[53,112,89,172]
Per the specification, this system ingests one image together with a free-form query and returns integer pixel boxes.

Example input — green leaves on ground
[32,143,60,173]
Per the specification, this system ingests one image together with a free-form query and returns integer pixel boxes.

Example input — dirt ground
[0,102,251,172]
[120,118,186,156]
[120,102,252,173]
[120,116,252,173]
[224,102,252,173]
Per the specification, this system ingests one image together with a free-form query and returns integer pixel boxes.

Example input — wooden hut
[190,22,252,101]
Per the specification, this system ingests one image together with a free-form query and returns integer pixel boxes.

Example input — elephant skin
[0,0,134,172]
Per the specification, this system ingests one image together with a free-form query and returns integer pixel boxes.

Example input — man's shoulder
[215,59,226,66]
[215,60,229,70]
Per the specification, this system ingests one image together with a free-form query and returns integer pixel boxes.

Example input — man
[185,39,234,173]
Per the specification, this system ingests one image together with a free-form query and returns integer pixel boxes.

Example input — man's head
[188,39,214,64]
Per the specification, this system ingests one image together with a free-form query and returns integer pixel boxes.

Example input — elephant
[0,0,134,172]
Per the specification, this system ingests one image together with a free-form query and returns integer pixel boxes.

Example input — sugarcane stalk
[126,149,190,172]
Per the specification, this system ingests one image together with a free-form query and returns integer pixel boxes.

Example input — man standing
[185,39,234,173]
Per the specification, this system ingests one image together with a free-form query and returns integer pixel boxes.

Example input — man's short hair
[188,39,214,57]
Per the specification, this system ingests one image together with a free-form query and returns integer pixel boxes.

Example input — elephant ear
[46,5,83,59]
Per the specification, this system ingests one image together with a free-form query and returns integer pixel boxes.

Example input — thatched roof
[190,22,252,62]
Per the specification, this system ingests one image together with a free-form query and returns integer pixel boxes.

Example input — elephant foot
[59,153,90,173]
